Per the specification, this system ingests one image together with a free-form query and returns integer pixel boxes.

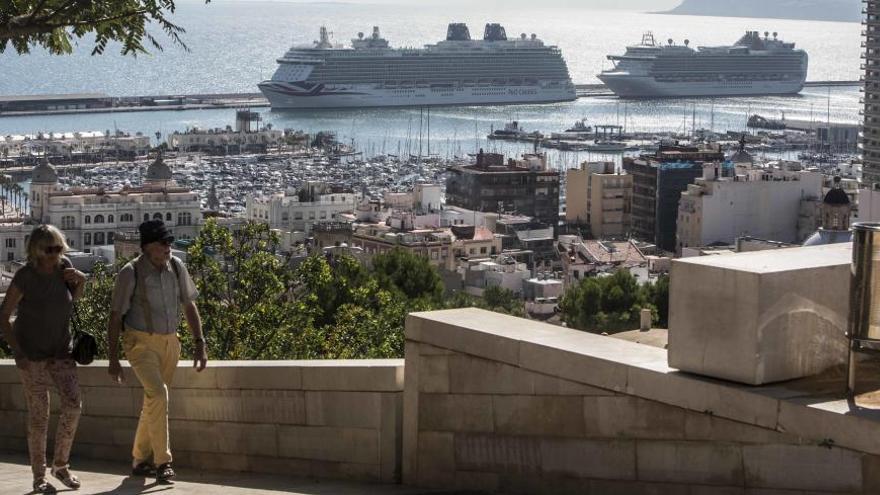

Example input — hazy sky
[253,0,683,10]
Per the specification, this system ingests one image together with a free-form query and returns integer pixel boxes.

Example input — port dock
[0,81,862,118]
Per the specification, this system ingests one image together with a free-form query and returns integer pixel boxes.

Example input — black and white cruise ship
[258,23,576,109]
[598,31,808,98]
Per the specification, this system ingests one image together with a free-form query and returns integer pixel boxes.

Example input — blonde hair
[27,224,69,265]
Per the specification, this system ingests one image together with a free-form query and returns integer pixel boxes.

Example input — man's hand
[193,341,207,372]
[108,359,124,384]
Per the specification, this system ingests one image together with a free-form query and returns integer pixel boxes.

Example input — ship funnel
[446,23,471,41]
[372,26,381,39]
[484,23,507,41]
[684,39,690,46]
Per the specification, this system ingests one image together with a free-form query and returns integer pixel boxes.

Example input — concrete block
[777,399,880,456]
[379,392,402,483]
[172,449,250,472]
[417,431,454,473]
[497,474,588,495]
[863,454,880,495]
[308,459,381,481]
[70,441,130,462]
[742,444,862,492]
[626,366,780,429]
[300,360,404,391]
[685,411,795,445]
[0,383,25,411]
[82,386,138,418]
[0,362,19,383]
[305,391,381,428]
[585,396,686,440]
[169,389,306,424]
[418,355,449,393]
[74,361,140,388]
[454,471,500,492]
[0,410,26,437]
[211,363,303,390]
[455,433,541,473]
[171,420,278,456]
[277,425,379,465]
[448,354,612,396]
[401,341,420,483]
[408,309,561,366]
[419,394,494,433]
[519,337,631,394]
[540,438,636,480]
[170,365,218,389]
[586,479,692,495]
[418,343,454,356]
[493,395,584,437]
[668,244,850,385]
[637,440,744,486]
[0,434,27,453]
[75,415,139,446]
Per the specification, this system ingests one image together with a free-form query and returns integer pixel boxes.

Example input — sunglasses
[44,245,63,255]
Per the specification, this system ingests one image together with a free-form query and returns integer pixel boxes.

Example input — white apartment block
[246,184,358,234]
[677,165,824,252]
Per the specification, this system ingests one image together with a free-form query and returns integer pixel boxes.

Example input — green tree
[186,219,306,360]
[481,285,525,317]
[1,0,210,56]
[371,248,444,302]
[560,270,649,333]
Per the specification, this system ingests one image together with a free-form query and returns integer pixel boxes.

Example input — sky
[241,0,683,10]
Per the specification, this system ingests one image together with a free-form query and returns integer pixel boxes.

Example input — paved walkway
[0,454,458,495]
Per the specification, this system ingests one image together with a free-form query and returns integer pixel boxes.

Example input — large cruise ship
[258,23,576,109]
[598,31,808,98]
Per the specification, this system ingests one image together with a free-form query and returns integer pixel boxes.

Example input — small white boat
[586,140,627,152]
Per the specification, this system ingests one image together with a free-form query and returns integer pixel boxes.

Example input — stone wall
[403,308,880,494]
[0,359,403,482]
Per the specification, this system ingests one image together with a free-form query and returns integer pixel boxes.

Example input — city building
[624,143,728,253]
[24,156,202,256]
[167,110,287,154]
[677,164,824,252]
[803,177,854,245]
[1,130,151,162]
[565,161,632,238]
[863,0,880,186]
[445,150,560,229]
[246,182,358,234]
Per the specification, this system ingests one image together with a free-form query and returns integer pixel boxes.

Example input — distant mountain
[660,0,862,22]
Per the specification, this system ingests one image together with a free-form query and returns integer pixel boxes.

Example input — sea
[0,1,866,165]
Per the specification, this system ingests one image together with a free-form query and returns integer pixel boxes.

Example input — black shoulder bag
[64,259,97,365]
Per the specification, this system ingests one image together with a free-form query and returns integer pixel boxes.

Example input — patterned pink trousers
[17,358,82,479]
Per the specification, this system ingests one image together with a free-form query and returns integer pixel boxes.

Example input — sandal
[32,477,57,493]
[156,462,175,483]
[50,465,80,490]
[131,461,155,477]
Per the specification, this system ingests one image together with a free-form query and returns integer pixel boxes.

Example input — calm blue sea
[0,1,865,163]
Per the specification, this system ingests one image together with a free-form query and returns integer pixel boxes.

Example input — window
[107,232,115,244]
[153,213,162,220]
[294,212,303,220]
[144,213,150,222]
[108,215,114,223]
[84,233,91,245]
[308,212,315,220]
[320,211,327,219]
[480,247,487,254]
[94,232,105,245]
[4,239,14,248]
[282,212,289,222]
[94,214,104,224]
[177,212,192,226]
[84,215,91,224]
[6,252,12,261]
[166,212,172,222]
[61,216,75,229]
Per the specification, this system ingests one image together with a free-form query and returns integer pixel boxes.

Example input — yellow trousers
[123,328,180,466]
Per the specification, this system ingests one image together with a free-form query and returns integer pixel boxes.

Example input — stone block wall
[0,359,403,482]
[403,308,880,494]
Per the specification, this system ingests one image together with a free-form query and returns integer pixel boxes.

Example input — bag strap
[60,257,82,336]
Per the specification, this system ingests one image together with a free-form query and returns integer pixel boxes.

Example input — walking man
[107,219,207,482]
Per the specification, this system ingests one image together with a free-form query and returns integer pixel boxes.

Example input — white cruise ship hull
[259,81,576,109]
[598,75,805,98]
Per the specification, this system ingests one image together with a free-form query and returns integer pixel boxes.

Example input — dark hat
[139,219,175,246]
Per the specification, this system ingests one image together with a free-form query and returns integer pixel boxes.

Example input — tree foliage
[0,0,210,56]
[559,270,669,333]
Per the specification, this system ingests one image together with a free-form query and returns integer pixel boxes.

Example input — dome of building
[31,159,58,184]
[145,153,172,182]
[823,187,850,206]
[803,228,853,247]
[730,149,753,165]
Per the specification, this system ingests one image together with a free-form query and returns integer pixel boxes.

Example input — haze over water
[0,1,865,164]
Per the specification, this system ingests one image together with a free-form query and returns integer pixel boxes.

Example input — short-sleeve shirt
[110,255,199,334]
[12,257,74,360]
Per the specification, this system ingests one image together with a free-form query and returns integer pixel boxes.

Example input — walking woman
[0,225,86,493]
